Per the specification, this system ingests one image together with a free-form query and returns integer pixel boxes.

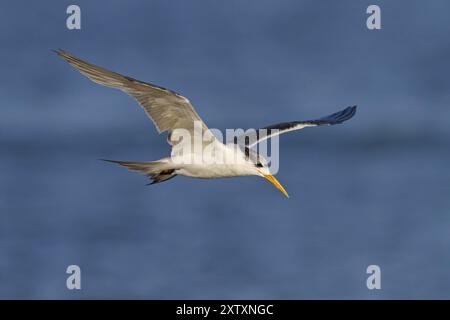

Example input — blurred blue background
[1,0,450,299]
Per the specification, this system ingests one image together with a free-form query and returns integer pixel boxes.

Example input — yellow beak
[263,174,289,198]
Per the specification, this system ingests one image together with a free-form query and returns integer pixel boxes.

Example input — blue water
[1,0,450,299]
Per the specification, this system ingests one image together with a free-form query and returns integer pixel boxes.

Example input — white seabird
[55,50,357,198]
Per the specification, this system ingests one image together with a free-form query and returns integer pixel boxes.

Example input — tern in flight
[55,50,357,198]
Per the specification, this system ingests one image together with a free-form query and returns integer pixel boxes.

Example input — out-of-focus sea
[1,0,449,298]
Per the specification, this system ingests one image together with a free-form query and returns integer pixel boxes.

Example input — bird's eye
[255,162,264,168]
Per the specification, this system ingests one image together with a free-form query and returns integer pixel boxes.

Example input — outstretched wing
[241,106,357,148]
[54,50,210,145]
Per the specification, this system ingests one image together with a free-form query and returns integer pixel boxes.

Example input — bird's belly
[176,164,252,179]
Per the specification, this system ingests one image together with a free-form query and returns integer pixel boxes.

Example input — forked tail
[101,159,177,185]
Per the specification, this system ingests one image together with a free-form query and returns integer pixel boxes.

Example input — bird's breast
[176,163,253,179]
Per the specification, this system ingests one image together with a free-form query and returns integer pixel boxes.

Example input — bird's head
[243,148,289,198]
